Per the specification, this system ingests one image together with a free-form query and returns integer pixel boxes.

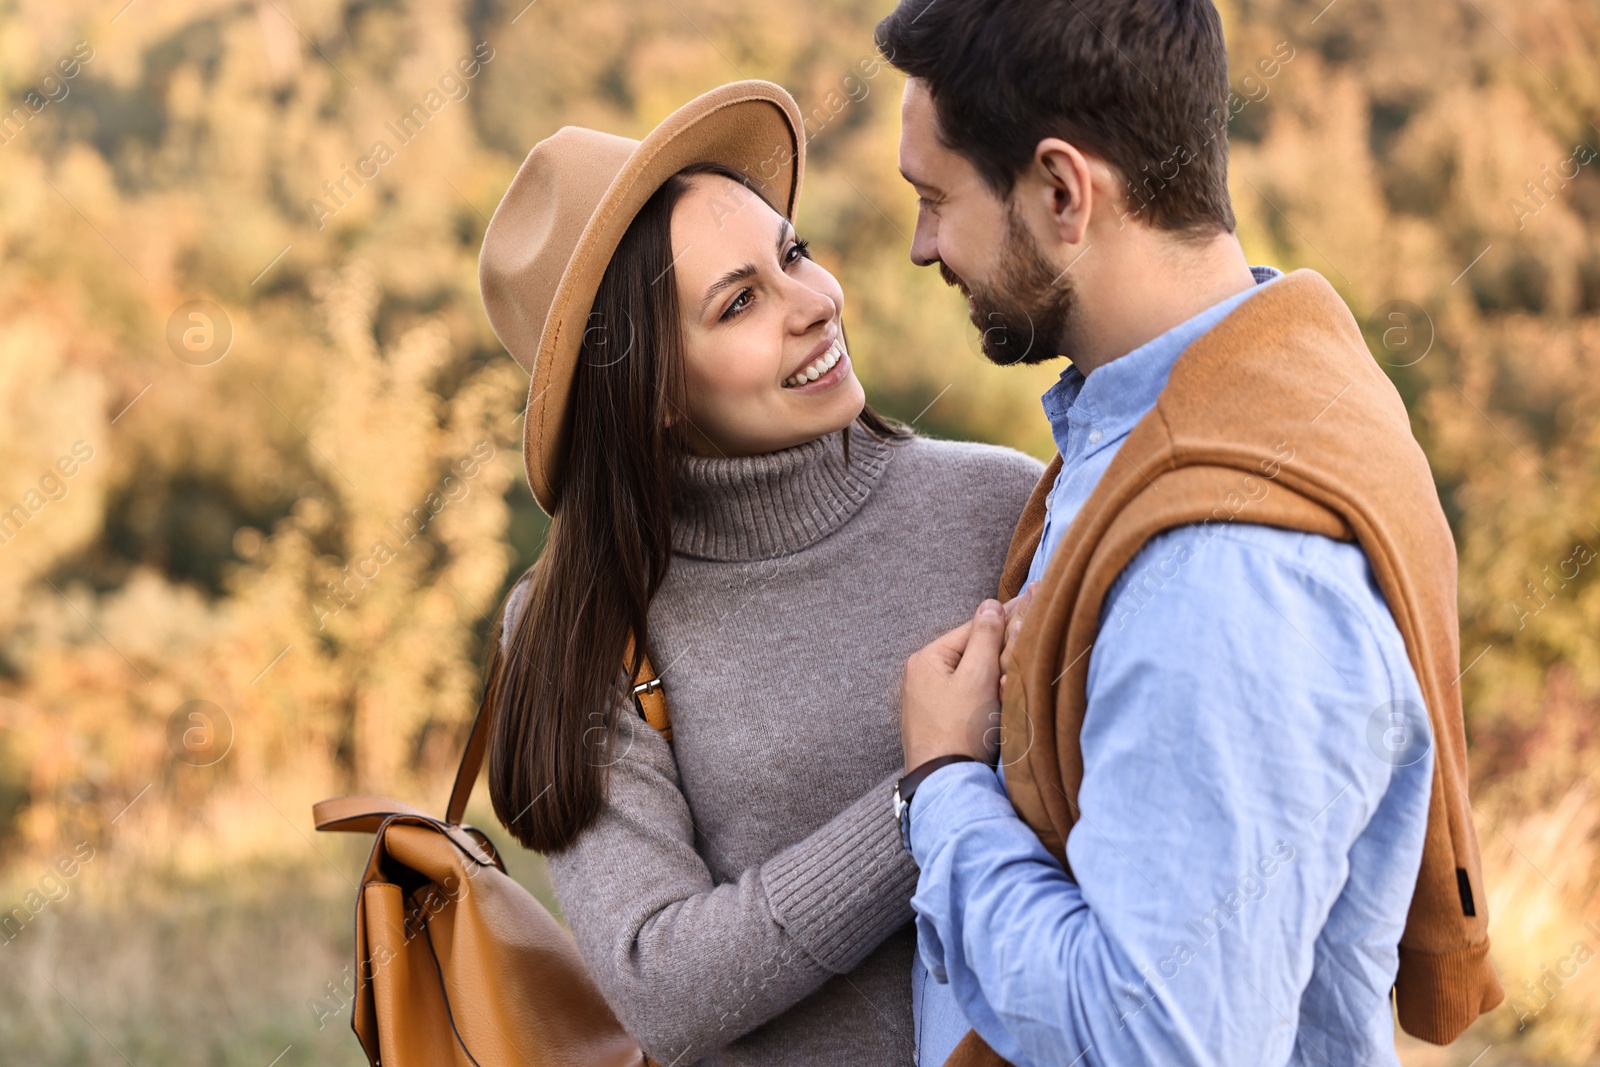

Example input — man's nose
[909,213,938,268]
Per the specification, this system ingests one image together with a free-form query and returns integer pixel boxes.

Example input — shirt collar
[1040,264,1284,463]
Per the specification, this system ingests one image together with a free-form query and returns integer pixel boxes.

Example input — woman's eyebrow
[697,218,795,317]
[700,263,756,316]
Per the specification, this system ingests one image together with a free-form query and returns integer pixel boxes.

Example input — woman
[478,81,1043,1066]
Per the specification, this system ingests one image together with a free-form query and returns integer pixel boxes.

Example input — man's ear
[1031,138,1097,247]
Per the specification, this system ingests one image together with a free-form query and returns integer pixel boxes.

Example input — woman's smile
[782,338,850,389]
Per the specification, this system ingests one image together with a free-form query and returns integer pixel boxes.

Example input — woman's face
[669,175,866,457]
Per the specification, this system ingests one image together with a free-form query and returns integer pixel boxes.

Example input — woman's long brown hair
[485,162,911,853]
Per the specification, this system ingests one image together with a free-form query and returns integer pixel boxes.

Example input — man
[880,1,1503,1064]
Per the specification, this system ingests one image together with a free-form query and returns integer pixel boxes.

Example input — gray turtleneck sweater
[519,421,1043,1066]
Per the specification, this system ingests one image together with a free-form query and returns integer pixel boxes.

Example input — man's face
[897,78,1072,366]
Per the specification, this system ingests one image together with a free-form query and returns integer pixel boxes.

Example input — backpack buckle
[631,677,663,720]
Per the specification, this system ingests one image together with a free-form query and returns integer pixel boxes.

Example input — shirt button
[1088,429,1103,445]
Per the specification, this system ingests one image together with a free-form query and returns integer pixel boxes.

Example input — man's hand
[901,599,1007,772]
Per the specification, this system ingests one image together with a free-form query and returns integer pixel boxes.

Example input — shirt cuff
[907,761,1014,866]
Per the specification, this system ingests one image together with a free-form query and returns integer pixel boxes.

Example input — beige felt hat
[479,80,806,515]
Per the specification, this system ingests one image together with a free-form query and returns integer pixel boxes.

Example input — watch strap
[897,754,979,806]
[895,754,979,855]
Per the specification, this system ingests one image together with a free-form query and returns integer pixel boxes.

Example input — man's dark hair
[876,0,1237,235]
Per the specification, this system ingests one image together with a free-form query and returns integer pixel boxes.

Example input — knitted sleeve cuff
[758,769,919,974]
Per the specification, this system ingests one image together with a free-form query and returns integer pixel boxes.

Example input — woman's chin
[766,378,868,452]
[792,374,866,431]
[699,376,868,457]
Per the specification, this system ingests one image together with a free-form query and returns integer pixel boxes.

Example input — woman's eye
[720,241,811,322]
[721,289,752,321]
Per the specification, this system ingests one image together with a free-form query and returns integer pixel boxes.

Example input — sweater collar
[670,420,898,562]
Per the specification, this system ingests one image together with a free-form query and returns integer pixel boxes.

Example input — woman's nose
[784,275,839,333]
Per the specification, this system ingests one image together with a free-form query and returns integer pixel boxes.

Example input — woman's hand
[999,582,1036,699]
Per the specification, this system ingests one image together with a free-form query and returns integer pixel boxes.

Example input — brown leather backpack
[313,640,672,1067]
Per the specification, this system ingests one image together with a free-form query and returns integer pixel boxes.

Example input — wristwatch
[893,754,978,856]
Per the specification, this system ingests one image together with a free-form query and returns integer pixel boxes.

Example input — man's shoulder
[1103,521,1401,649]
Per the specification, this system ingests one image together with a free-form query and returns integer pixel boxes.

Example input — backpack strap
[623,633,671,742]
[312,794,437,833]
[443,633,669,826]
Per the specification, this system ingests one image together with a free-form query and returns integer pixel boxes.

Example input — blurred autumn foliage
[1,0,1598,1062]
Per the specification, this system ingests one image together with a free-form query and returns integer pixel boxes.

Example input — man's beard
[943,202,1075,367]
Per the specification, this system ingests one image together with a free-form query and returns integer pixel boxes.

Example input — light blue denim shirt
[910,266,1435,1066]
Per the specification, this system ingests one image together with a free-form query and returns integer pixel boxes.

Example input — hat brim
[523,81,805,515]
